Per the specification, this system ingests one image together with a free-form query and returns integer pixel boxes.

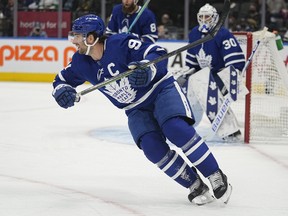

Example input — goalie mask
[197,4,219,33]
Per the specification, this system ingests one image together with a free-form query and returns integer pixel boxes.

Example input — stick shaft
[75,0,230,101]
[128,0,151,33]
[241,27,268,77]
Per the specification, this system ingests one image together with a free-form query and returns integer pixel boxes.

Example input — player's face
[198,14,212,24]
[69,32,87,54]
[122,0,136,14]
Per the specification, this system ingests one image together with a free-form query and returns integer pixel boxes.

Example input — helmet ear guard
[197,3,219,33]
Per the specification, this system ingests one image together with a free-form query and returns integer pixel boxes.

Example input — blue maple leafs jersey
[185,27,245,74]
[106,4,158,43]
[53,33,173,110]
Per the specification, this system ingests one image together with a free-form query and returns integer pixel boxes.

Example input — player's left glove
[52,84,77,109]
[128,60,156,87]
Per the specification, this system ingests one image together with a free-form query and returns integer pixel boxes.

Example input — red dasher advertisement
[17,11,72,37]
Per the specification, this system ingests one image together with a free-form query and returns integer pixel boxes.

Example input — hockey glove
[176,67,196,87]
[128,60,156,88]
[52,84,77,109]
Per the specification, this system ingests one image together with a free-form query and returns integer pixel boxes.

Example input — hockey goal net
[233,31,288,144]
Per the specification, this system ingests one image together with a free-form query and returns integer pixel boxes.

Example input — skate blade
[219,183,232,204]
[192,191,215,206]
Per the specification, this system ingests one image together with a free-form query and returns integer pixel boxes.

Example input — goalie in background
[177,3,246,141]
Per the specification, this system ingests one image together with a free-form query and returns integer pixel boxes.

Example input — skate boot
[208,169,232,204]
[188,177,215,205]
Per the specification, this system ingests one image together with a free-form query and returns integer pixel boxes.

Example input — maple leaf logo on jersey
[120,19,129,33]
[103,77,136,103]
[196,48,212,69]
[120,26,129,33]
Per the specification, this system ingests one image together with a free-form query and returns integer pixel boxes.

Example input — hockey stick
[128,0,151,33]
[75,0,230,102]
[205,27,268,140]
[236,26,268,97]
[240,27,268,78]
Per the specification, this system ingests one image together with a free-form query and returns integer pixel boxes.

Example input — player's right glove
[128,60,156,88]
[175,67,195,87]
[52,84,77,109]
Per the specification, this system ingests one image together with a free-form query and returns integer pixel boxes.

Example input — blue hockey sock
[162,117,219,177]
[140,132,197,188]
[157,149,198,188]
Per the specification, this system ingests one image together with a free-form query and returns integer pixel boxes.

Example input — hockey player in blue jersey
[106,0,158,43]
[52,14,232,205]
[178,3,246,140]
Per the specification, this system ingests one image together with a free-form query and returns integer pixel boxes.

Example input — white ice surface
[0,82,288,216]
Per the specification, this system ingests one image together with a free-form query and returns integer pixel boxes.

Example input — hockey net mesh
[234,31,288,143]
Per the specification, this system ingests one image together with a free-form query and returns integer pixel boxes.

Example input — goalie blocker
[179,66,242,140]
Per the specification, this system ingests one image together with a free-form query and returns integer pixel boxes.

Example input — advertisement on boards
[17,11,72,37]
[0,39,76,73]
[0,39,188,76]
[0,38,287,82]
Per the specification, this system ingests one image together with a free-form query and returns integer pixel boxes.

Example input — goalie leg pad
[218,65,249,99]
[185,80,204,127]
[187,67,240,138]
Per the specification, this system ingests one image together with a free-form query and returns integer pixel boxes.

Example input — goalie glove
[128,60,156,88]
[52,84,77,109]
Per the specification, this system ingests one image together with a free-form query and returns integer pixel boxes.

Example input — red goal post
[233,31,288,144]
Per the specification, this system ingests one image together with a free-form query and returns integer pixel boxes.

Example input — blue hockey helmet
[72,14,105,38]
[197,4,219,33]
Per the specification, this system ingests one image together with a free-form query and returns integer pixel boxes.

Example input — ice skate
[208,169,232,204]
[188,177,215,205]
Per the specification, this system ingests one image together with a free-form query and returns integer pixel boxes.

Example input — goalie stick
[241,27,268,78]
[74,0,231,102]
[205,27,268,140]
